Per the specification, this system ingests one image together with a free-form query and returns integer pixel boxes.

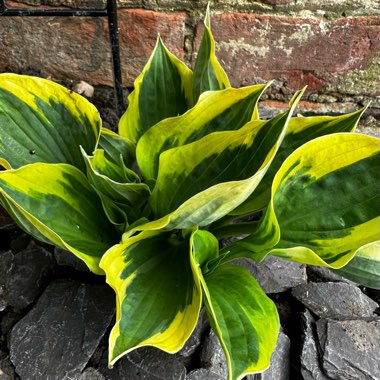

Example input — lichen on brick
[321,53,380,96]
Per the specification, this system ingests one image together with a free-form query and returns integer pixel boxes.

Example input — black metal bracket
[0,0,125,117]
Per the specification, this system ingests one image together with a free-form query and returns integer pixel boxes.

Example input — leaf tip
[205,3,211,28]
[289,86,306,111]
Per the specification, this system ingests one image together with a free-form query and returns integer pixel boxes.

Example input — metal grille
[0,0,125,116]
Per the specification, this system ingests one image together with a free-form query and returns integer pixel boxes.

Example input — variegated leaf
[100,231,202,365]
[82,149,150,229]
[137,84,269,180]
[190,230,279,380]
[0,74,100,171]
[224,133,380,269]
[138,91,303,231]
[333,241,380,289]
[98,127,136,169]
[118,37,193,144]
[192,4,230,102]
[0,163,119,274]
[231,107,368,215]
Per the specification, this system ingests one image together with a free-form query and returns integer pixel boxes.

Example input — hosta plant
[0,8,379,380]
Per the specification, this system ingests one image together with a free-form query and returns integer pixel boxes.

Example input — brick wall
[1,0,379,122]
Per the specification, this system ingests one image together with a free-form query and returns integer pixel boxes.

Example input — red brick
[259,100,359,117]
[193,14,380,94]
[119,10,187,85]
[0,10,187,87]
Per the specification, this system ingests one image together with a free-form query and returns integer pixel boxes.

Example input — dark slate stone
[80,367,105,380]
[99,347,186,380]
[0,205,21,252]
[186,368,223,380]
[9,233,32,254]
[54,246,89,272]
[300,310,332,380]
[199,330,227,379]
[9,279,115,380]
[0,309,22,346]
[261,331,291,380]
[306,265,354,285]
[234,256,307,293]
[245,331,291,380]
[317,318,380,380]
[292,282,379,319]
[0,351,16,380]
[0,206,15,231]
[0,241,57,311]
[176,308,209,366]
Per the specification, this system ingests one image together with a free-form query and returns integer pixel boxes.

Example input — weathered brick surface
[1,1,380,118]
[6,0,380,15]
[0,9,186,86]
[118,10,187,85]
[261,0,380,14]
[193,14,380,99]
[6,0,106,8]
[0,16,111,83]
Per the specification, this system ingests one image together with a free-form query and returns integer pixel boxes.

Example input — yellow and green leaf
[100,231,202,365]
[192,4,230,103]
[119,37,193,144]
[140,91,303,230]
[190,230,279,380]
[137,84,269,180]
[232,107,368,215]
[0,74,101,171]
[98,127,136,169]
[82,149,150,229]
[332,241,380,289]
[0,163,119,274]
[226,133,380,269]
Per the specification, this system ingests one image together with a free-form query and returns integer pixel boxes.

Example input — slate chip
[245,331,291,380]
[186,368,223,380]
[80,367,105,380]
[0,351,16,380]
[317,318,380,380]
[54,246,89,272]
[235,256,307,293]
[176,308,209,366]
[300,310,332,380]
[292,282,379,319]
[99,346,186,380]
[306,265,354,285]
[260,331,291,380]
[9,279,115,380]
[0,241,57,311]
[199,330,227,379]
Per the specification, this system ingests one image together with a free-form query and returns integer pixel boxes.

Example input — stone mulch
[1,206,379,380]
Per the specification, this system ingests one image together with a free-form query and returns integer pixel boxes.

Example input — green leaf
[98,127,136,169]
[226,133,380,269]
[119,37,193,144]
[0,74,101,171]
[231,107,368,215]
[143,91,303,229]
[190,230,279,380]
[332,241,380,289]
[0,163,119,274]
[190,229,220,273]
[137,84,269,180]
[192,4,230,103]
[100,231,202,365]
[205,265,279,380]
[82,149,150,229]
